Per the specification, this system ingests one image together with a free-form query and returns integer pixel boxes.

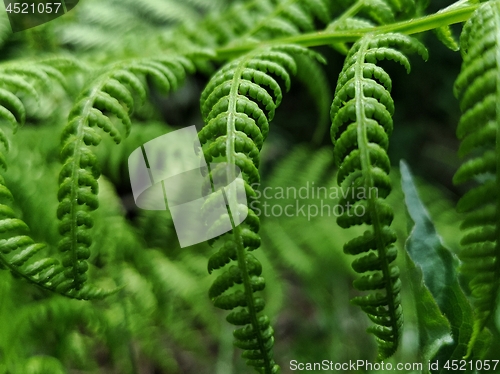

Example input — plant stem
[215,2,479,59]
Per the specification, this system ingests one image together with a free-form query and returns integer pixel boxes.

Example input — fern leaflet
[199,44,323,374]
[330,32,428,360]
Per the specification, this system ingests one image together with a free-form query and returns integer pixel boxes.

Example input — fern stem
[215,2,478,59]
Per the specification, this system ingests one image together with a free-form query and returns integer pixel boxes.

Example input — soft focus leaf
[400,160,488,369]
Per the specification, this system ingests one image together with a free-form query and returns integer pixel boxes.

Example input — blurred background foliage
[0,0,499,373]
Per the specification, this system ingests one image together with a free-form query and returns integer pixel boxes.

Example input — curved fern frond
[242,0,330,40]
[326,16,375,55]
[0,174,56,286]
[0,188,112,300]
[381,0,417,20]
[357,0,395,25]
[434,26,460,52]
[325,0,417,55]
[452,1,500,356]
[200,44,323,374]
[0,58,111,300]
[337,0,417,28]
[57,56,195,291]
[330,33,428,360]
[0,57,81,136]
[0,174,111,300]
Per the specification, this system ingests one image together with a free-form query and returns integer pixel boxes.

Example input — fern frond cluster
[453,0,500,354]
[1,0,500,370]
[174,0,331,51]
[330,33,427,359]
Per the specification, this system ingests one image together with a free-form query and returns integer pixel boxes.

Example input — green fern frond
[336,0,416,28]
[359,0,396,25]
[326,17,375,55]
[56,56,195,291]
[384,0,417,19]
[55,0,225,52]
[328,16,375,32]
[452,1,500,356]
[0,174,57,284]
[0,174,112,300]
[200,44,323,374]
[178,0,331,50]
[434,25,460,52]
[330,32,428,360]
[0,58,79,134]
[122,0,205,24]
[239,0,330,42]
[0,57,112,300]
[325,0,415,55]
[55,0,146,51]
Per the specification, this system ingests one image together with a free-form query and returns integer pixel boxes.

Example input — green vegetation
[0,0,499,373]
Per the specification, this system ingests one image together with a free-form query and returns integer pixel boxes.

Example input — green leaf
[403,249,453,364]
[400,160,489,369]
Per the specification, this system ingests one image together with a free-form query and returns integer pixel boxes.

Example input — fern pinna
[57,56,194,291]
[453,1,500,355]
[330,33,428,359]
[199,44,323,374]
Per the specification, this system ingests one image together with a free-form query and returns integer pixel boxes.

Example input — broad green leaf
[400,160,489,371]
